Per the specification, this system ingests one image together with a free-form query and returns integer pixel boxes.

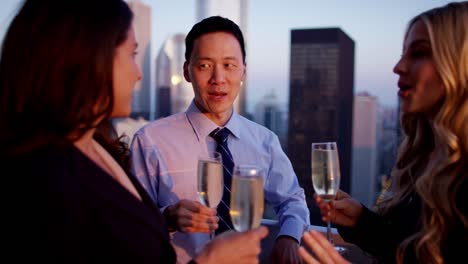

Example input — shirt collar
[186,100,241,140]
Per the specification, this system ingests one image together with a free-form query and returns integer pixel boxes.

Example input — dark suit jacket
[6,144,176,263]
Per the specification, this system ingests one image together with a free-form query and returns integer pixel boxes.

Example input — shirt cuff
[354,205,379,231]
[277,218,306,243]
[161,204,177,232]
[337,204,379,240]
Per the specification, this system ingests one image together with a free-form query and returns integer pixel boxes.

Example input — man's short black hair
[185,16,246,64]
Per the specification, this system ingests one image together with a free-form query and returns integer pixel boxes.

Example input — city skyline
[148,0,454,112]
[155,33,191,117]
[128,0,152,120]
[0,0,455,113]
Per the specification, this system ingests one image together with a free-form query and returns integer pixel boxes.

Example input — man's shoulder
[237,115,276,138]
[135,112,189,136]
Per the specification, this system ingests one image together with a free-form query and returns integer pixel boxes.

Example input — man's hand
[164,199,218,233]
[270,236,301,264]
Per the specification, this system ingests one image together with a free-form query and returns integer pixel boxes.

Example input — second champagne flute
[197,151,223,239]
[229,165,264,232]
[311,142,346,254]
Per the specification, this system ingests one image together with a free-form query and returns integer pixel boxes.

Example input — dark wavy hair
[185,16,246,64]
[0,0,133,165]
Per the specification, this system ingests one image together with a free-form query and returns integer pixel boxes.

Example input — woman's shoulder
[5,143,84,191]
[6,144,67,167]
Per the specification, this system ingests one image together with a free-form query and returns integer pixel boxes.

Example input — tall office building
[128,0,152,120]
[351,92,378,207]
[155,34,194,118]
[287,28,354,225]
[196,0,248,114]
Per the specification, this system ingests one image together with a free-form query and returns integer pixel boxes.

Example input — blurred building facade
[377,105,399,181]
[196,0,248,115]
[287,28,354,225]
[155,33,194,118]
[351,92,378,207]
[254,91,288,148]
[128,0,152,120]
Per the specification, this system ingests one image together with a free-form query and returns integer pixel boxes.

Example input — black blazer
[6,144,176,263]
[338,188,467,264]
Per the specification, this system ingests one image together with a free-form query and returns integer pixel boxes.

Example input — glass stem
[327,219,333,243]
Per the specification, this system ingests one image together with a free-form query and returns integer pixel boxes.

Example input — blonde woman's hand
[314,190,363,227]
[298,230,350,264]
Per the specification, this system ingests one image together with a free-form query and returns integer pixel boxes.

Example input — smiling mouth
[399,85,412,91]
[398,82,413,97]
[208,92,227,97]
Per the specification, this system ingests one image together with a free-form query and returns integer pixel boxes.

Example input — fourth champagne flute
[311,142,346,254]
[229,165,264,232]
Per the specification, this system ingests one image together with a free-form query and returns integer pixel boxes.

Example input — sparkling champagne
[197,160,223,207]
[230,175,264,232]
[311,149,340,201]
[311,142,346,254]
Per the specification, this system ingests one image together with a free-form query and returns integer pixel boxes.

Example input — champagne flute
[229,165,264,232]
[197,151,223,239]
[311,142,346,254]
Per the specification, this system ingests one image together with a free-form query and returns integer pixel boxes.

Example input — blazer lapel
[69,146,169,240]
[127,167,171,240]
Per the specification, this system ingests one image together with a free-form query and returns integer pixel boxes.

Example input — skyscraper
[195,0,248,115]
[155,33,194,118]
[128,0,152,120]
[352,92,378,207]
[287,28,354,224]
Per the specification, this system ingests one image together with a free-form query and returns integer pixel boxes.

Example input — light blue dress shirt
[130,101,310,263]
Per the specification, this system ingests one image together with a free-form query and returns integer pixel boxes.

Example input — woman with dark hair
[1,0,267,263]
[301,2,467,264]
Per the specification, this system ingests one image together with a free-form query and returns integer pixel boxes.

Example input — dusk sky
[0,0,455,113]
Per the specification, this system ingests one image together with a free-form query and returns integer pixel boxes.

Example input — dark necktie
[209,127,234,233]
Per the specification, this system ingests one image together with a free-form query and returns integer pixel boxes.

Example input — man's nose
[209,65,226,84]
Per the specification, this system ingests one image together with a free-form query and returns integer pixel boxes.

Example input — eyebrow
[195,56,240,61]
[223,56,240,61]
[406,39,430,50]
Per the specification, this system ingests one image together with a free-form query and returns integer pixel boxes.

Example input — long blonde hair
[380,2,468,263]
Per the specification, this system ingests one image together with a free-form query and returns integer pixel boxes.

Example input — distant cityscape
[115,0,401,226]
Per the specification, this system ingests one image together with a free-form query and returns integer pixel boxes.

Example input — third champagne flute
[311,142,346,254]
[229,165,264,232]
[197,151,223,239]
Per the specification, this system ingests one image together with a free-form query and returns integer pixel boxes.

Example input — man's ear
[242,65,247,81]
[183,61,191,83]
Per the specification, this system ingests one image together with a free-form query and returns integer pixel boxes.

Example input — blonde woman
[307,2,468,264]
